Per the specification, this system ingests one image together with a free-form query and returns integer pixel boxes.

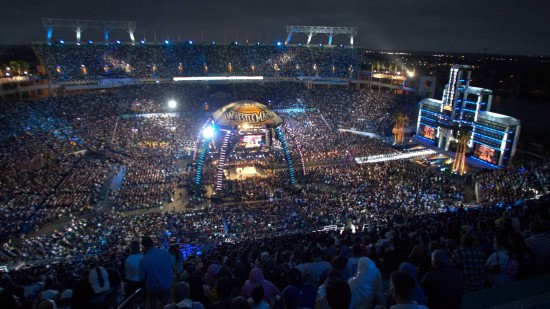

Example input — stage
[225,165,266,180]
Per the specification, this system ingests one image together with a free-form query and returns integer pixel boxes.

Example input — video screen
[419,124,436,140]
[473,143,499,165]
[240,134,265,147]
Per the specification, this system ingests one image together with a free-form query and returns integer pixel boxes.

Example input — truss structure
[42,18,137,44]
[285,26,358,46]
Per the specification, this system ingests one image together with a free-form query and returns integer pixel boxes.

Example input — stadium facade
[416,65,520,168]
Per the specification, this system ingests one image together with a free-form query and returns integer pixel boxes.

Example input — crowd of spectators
[0,83,215,230]
[477,160,550,204]
[1,192,549,308]
[34,43,363,81]
[1,77,550,308]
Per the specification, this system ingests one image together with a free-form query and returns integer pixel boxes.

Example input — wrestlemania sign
[225,110,275,123]
[212,100,284,127]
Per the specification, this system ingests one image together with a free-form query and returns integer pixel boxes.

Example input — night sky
[2,0,550,55]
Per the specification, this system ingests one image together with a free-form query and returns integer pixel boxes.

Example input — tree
[7,60,29,75]
[8,60,20,74]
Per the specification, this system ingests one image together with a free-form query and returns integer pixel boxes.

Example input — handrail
[117,288,143,309]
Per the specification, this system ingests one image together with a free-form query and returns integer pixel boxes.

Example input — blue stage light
[203,125,216,139]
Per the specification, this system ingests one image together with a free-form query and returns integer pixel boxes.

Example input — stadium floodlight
[168,100,177,109]
[407,70,415,78]
[202,125,216,139]
[189,41,193,44]
[141,40,145,44]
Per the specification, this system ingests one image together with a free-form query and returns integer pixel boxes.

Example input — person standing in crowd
[163,281,204,309]
[210,277,234,309]
[420,249,462,309]
[384,262,426,307]
[348,256,384,309]
[325,276,351,309]
[525,220,550,274]
[302,247,331,286]
[248,285,271,309]
[346,244,364,278]
[451,234,486,292]
[287,267,317,309]
[140,236,174,309]
[485,234,517,287]
[240,267,280,303]
[377,271,429,309]
[71,265,124,309]
[124,240,144,294]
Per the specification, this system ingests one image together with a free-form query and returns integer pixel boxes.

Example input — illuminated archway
[194,101,299,195]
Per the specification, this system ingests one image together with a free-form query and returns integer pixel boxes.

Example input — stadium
[0,19,549,309]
